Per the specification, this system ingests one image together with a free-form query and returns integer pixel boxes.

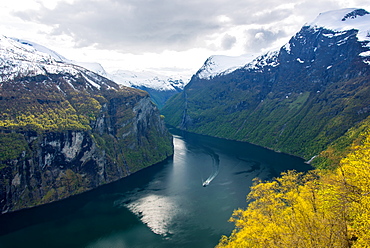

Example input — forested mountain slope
[217,99,370,248]
[162,8,370,160]
[0,35,173,213]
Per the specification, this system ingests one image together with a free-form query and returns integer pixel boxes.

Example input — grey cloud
[251,9,293,25]
[221,34,236,50]
[15,0,228,52]
[244,28,287,52]
[13,0,348,53]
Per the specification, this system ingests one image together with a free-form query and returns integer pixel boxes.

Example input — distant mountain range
[109,70,188,108]
[162,8,370,160]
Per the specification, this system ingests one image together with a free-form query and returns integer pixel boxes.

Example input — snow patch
[10,38,68,62]
[359,51,370,57]
[245,50,280,70]
[197,54,257,79]
[82,74,101,90]
[283,43,291,54]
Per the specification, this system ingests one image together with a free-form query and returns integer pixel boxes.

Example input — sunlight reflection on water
[124,194,179,237]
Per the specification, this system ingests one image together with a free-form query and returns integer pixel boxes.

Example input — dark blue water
[0,130,311,248]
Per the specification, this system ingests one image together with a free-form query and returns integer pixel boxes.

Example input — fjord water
[0,130,311,248]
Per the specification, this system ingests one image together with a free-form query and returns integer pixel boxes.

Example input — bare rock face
[0,36,173,213]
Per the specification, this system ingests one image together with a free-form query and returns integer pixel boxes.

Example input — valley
[1,6,370,248]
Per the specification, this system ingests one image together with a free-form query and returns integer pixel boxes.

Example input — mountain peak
[196,54,257,79]
[341,8,369,21]
[307,8,370,41]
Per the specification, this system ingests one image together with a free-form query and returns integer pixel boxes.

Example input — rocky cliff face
[162,8,370,159]
[0,36,173,213]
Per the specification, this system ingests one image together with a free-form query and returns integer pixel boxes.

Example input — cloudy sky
[1,0,370,77]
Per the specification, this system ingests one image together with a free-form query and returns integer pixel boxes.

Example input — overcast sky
[1,0,370,77]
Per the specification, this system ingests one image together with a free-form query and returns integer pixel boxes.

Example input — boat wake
[202,148,220,187]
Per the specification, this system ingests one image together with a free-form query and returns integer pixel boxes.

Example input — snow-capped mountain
[195,8,370,80]
[283,8,370,61]
[248,8,370,69]
[109,70,188,91]
[0,35,114,90]
[196,54,257,79]
[10,38,69,62]
[10,37,109,78]
[307,8,370,39]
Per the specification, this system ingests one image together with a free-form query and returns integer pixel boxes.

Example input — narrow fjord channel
[0,130,311,248]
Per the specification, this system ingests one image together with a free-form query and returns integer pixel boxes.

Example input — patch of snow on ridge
[10,38,68,62]
[197,54,257,79]
[10,37,108,78]
[307,8,370,42]
[245,50,280,70]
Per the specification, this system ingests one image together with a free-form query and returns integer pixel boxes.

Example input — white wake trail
[202,150,220,187]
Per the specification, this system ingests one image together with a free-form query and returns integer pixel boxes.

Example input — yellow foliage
[218,131,370,248]
[337,131,370,247]
[0,97,99,131]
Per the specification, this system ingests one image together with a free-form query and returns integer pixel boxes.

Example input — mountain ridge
[192,8,370,82]
[162,8,370,160]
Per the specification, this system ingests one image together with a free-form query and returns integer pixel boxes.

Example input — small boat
[202,180,210,187]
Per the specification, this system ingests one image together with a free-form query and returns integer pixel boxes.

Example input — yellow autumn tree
[337,131,370,247]
[218,129,370,248]
[217,170,350,248]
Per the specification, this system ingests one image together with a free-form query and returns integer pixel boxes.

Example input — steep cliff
[0,36,173,213]
[162,8,370,160]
